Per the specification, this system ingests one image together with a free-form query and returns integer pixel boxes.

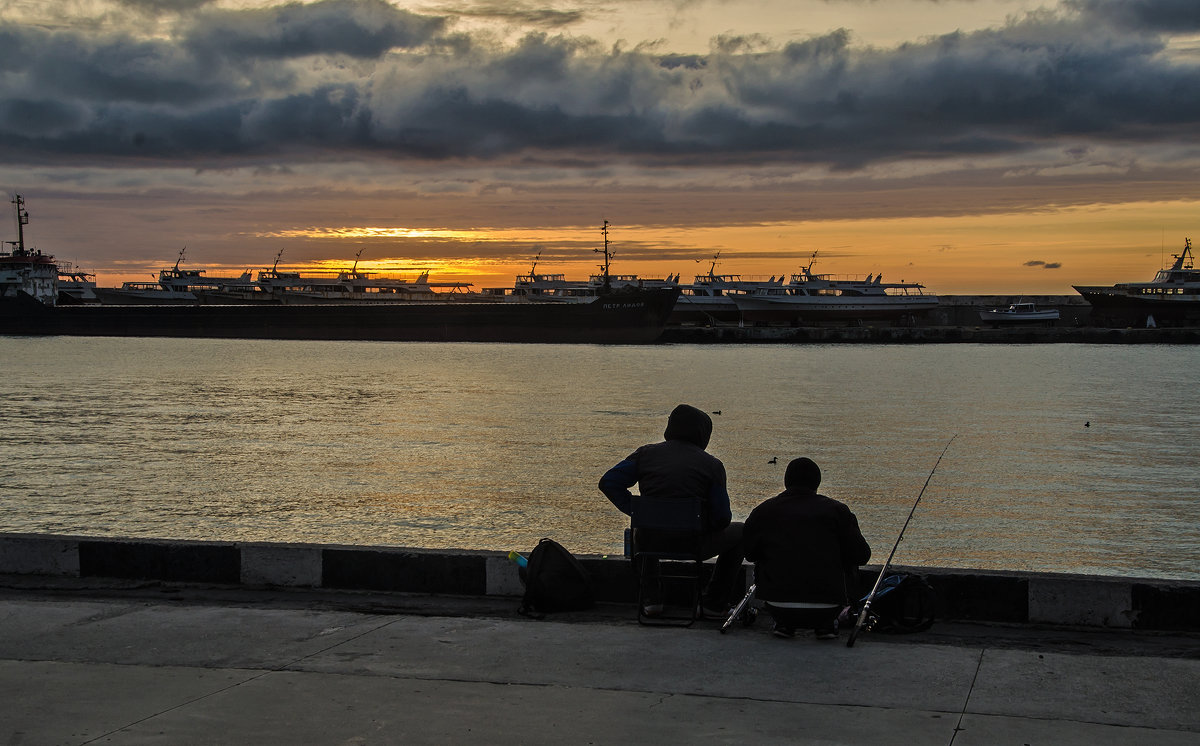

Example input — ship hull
[733,296,939,323]
[92,288,200,305]
[1073,286,1200,327]
[669,297,742,325]
[0,288,680,344]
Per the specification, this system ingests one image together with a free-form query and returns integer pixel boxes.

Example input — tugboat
[1073,238,1200,327]
[0,195,58,307]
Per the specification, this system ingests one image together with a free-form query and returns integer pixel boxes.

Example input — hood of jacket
[663,404,712,449]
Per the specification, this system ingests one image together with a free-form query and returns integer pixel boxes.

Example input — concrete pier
[2,532,1198,632]
[2,532,1199,744]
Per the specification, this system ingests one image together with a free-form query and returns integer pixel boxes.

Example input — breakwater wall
[662,325,1200,344]
[2,532,1197,632]
[662,294,1200,343]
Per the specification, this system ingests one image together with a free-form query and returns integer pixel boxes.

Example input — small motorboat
[979,302,1060,324]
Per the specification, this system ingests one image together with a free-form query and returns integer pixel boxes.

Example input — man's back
[743,458,871,606]
[598,404,744,612]
[625,439,728,527]
[598,404,731,531]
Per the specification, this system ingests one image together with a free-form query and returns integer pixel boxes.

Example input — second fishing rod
[846,434,957,648]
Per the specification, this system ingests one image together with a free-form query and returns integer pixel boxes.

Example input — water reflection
[1,338,1196,579]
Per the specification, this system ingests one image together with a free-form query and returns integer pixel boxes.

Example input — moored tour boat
[92,247,253,305]
[197,250,476,304]
[57,262,99,304]
[669,252,785,325]
[731,253,939,324]
[1073,239,1200,327]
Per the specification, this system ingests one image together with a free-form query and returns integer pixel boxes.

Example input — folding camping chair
[629,495,705,627]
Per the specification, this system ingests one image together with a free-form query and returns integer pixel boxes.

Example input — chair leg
[636,556,702,627]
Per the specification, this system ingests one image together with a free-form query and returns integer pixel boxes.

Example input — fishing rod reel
[845,603,879,633]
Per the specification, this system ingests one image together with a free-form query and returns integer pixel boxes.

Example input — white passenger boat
[94,248,252,304]
[481,223,679,303]
[57,262,99,304]
[668,253,784,324]
[223,250,474,304]
[732,254,938,323]
[479,255,595,302]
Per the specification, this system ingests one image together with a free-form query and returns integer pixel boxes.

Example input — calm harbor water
[1,337,1197,581]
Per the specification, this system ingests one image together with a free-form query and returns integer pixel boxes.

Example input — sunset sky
[3,0,1199,293]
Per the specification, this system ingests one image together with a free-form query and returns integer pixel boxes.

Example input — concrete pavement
[2,581,1198,745]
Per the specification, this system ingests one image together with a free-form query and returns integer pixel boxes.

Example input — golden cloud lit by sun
[258,227,565,242]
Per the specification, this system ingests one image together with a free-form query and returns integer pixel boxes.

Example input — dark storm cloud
[2,27,228,106]
[184,0,446,59]
[1069,0,1200,32]
[2,0,1200,167]
[117,0,216,13]
[441,3,586,29]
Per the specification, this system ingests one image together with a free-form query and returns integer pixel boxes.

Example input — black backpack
[864,573,937,633]
[518,538,595,618]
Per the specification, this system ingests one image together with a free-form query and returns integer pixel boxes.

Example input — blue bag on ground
[518,538,595,617]
[863,573,937,633]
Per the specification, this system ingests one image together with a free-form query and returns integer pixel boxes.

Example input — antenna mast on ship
[1172,238,1194,271]
[802,250,818,278]
[702,251,722,278]
[9,194,29,255]
[596,220,614,290]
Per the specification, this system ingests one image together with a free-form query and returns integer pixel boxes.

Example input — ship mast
[596,220,613,290]
[701,251,722,279]
[1171,238,1194,271]
[10,194,29,255]
[802,250,818,279]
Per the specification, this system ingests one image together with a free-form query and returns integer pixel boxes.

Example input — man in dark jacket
[599,404,744,616]
[743,457,870,639]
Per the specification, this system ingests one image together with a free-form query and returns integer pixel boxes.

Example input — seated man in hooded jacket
[599,404,744,616]
[743,457,871,639]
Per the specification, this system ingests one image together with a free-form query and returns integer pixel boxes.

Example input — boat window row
[1139,287,1196,295]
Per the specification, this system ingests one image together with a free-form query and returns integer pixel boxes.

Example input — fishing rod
[846,434,957,648]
